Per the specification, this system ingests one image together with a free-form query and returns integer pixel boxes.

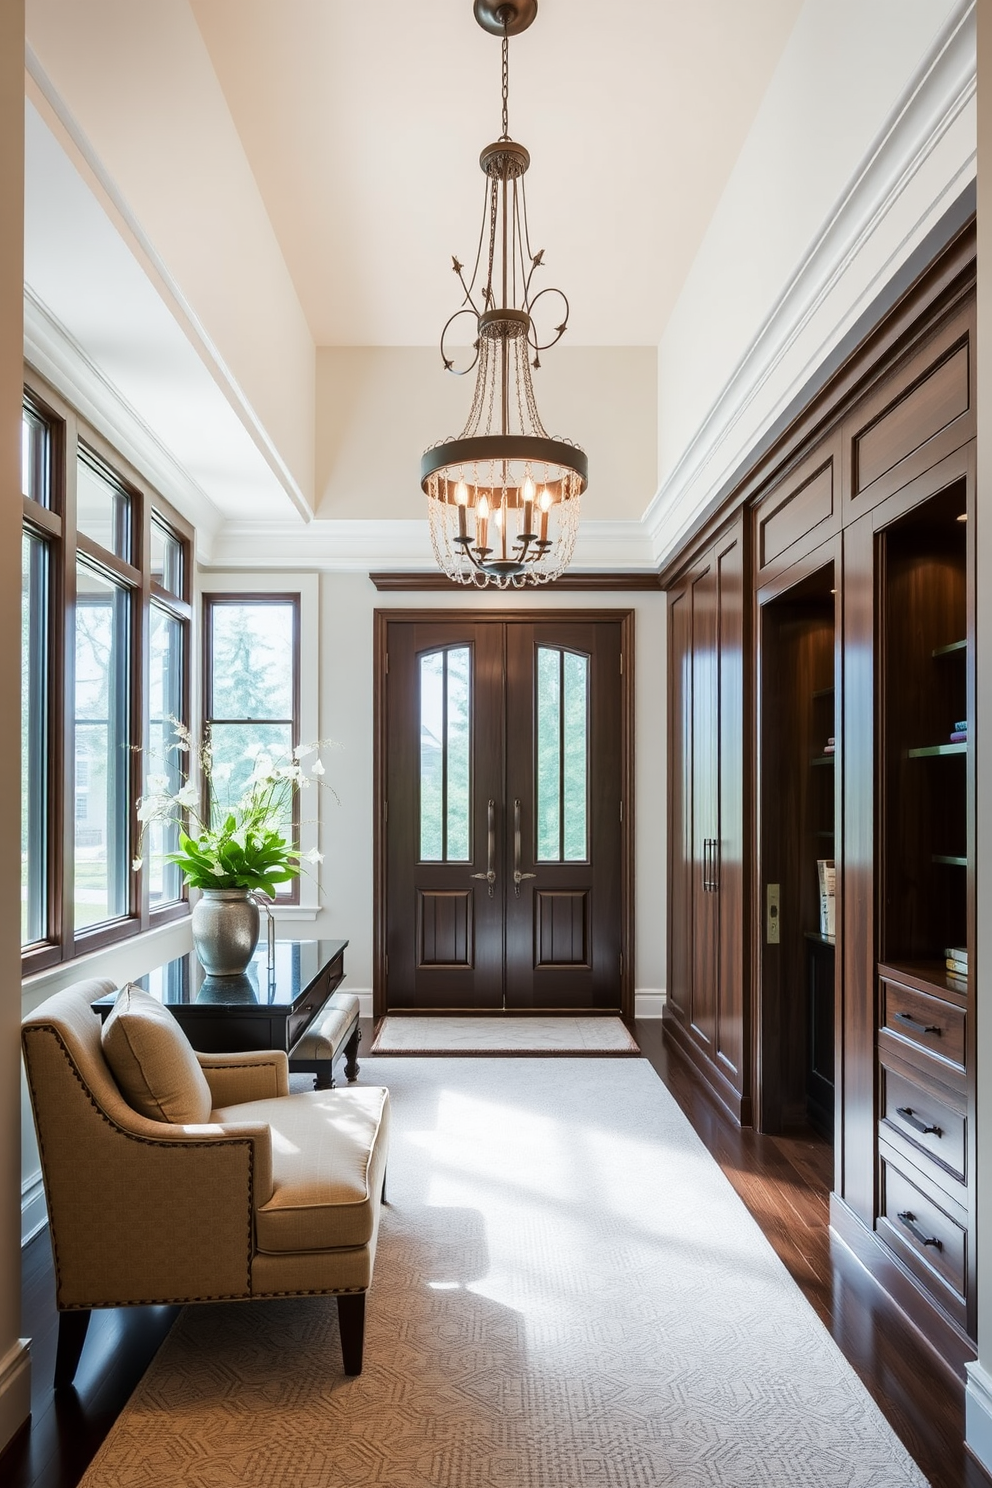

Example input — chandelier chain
[501,26,509,139]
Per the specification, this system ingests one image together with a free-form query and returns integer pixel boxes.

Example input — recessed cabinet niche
[662,218,976,1374]
[757,562,837,1140]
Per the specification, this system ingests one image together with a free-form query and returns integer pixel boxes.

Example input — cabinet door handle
[896,1106,942,1137]
[893,1012,941,1036]
[897,1210,942,1249]
[702,838,719,893]
[470,799,497,897]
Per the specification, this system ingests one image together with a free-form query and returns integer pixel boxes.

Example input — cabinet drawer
[879,979,965,1073]
[879,1064,966,1189]
[877,1155,967,1315]
[287,1001,320,1051]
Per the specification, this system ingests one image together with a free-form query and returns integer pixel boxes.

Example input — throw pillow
[102,983,213,1124]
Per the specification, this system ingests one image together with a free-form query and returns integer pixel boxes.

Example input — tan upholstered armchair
[21,979,390,1386]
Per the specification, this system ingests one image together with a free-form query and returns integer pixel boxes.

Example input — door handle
[470,798,497,897]
[702,838,719,892]
[513,798,537,897]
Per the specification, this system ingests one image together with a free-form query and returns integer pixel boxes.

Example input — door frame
[373,607,635,1020]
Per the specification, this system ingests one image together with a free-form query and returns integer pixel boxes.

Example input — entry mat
[369,1014,639,1057]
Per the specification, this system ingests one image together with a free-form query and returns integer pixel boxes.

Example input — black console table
[93,939,349,1068]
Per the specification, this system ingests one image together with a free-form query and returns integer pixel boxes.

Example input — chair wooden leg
[337,1292,366,1376]
[55,1309,91,1389]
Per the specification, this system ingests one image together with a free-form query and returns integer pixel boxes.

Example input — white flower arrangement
[133,721,334,899]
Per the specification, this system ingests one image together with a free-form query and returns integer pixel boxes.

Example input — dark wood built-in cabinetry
[666,521,749,1123]
[662,213,976,1374]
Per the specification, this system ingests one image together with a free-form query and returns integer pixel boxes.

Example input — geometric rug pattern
[370,1014,639,1056]
[79,1056,929,1487]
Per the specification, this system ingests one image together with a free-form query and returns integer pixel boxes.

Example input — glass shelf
[811,754,835,766]
[932,854,967,867]
[932,639,966,657]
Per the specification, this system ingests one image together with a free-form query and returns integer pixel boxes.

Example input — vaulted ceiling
[188,0,803,347]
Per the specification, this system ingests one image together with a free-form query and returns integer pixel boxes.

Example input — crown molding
[201,516,657,572]
[24,288,225,544]
[644,0,976,567]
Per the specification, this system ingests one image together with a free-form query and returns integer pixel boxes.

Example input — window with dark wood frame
[21,371,193,977]
[201,593,302,904]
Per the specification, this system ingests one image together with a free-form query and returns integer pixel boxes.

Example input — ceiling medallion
[420,0,587,589]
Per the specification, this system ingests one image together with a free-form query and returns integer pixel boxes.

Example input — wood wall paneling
[662,219,977,1371]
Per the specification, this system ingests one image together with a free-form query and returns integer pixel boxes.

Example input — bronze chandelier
[421,0,587,588]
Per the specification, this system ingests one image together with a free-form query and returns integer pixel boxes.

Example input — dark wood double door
[381,615,624,1011]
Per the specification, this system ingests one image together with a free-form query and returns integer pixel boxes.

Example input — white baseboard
[0,1339,31,1455]
[634,989,666,1019]
[21,1172,47,1247]
[966,1362,992,1473]
[353,990,373,1019]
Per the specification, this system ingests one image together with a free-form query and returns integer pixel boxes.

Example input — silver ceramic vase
[190,889,260,976]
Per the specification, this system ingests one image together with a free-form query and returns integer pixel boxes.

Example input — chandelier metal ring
[420,435,588,491]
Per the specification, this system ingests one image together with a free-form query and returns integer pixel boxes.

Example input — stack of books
[950,719,968,744]
[946,946,968,984]
[817,859,836,939]
[823,736,836,756]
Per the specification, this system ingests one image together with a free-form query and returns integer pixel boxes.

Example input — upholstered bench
[290,990,361,1091]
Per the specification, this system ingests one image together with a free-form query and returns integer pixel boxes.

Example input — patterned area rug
[79,1058,928,1488]
[370,1014,639,1056]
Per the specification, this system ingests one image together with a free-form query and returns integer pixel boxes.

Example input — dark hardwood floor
[3,1015,989,1487]
[635,1019,991,1488]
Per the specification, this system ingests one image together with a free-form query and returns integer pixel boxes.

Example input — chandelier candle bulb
[539,487,551,544]
[522,480,535,536]
[420,0,586,588]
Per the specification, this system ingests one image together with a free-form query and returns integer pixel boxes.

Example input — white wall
[649,0,975,564]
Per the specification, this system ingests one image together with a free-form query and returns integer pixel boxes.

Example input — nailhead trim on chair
[23,1025,256,1302]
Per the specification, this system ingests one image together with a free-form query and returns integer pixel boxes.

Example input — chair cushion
[213,1085,389,1253]
[101,984,213,1125]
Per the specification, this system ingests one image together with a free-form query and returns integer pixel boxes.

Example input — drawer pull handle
[896,1106,942,1137]
[894,1012,941,1035]
[897,1210,942,1249]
